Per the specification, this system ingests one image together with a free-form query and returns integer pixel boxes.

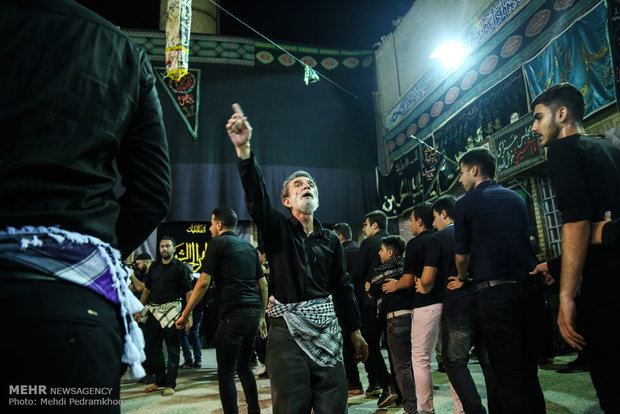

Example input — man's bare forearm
[455,253,470,280]
[181,273,211,318]
[560,220,589,301]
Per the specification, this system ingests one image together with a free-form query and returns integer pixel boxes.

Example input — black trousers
[360,304,392,388]
[215,307,261,414]
[144,311,181,388]
[2,277,123,414]
[579,302,620,413]
[477,280,546,414]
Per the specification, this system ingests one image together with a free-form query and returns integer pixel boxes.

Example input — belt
[476,279,519,291]
[386,309,412,319]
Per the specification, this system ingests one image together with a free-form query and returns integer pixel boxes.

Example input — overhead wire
[208,0,360,100]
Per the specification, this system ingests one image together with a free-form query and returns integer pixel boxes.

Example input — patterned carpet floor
[120,350,601,413]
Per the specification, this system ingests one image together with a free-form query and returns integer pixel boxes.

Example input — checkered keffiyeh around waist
[0,226,146,379]
[267,295,342,367]
[148,300,182,329]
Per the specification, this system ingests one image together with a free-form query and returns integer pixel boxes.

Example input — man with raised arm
[225,104,368,413]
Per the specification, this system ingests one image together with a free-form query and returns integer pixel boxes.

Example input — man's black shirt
[145,258,193,304]
[423,225,475,316]
[547,134,620,303]
[237,155,360,332]
[404,228,440,308]
[342,240,360,277]
[454,181,537,283]
[0,0,171,258]
[204,230,263,318]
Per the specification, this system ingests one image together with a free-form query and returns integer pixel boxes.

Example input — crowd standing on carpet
[1,2,618,413]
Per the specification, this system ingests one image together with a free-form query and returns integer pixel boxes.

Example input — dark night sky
[78,0,413,49]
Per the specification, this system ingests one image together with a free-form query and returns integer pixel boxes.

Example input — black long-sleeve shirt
[0,0,171,258]
[237,154,361,332]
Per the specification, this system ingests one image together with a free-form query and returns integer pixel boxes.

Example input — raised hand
[226,103,252,159]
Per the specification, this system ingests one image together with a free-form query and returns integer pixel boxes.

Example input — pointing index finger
[232,103,245,117]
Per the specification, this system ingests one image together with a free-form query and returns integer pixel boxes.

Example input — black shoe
[556,354,588,373]
[347,381,363,397]
[179,362,194,369]
[366,385,382,397]
[192,362,202,368]
[377,387,398,408]
[138,374,156,384]
[258,370,269,379]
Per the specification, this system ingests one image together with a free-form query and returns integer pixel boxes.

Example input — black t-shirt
[454,181,537,283]
[145,259,193,304]
[547,134,620,303]
[204,231,263,317]
[404,229,441,308]
[423,225,475,316]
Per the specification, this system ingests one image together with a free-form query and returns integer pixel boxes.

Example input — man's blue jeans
[442,297,486,414]
[180,311,203,364]
[386,312,417,414]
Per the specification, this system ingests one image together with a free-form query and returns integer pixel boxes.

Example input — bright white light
[430,41,468,70]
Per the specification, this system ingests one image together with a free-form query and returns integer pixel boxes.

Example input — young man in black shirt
[224,104,368,413]
[177,207,268,414]
[383,202,438,413]
[138,237,193,396]
[423,195,486,414]
[532,83,620,412]
[453,148,544,413]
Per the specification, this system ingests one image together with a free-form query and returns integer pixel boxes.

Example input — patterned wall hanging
[156,68,201,140]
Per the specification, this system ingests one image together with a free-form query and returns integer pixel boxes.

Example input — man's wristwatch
[457,273,469,282]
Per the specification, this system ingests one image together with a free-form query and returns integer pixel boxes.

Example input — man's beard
[294,197,318,214]
[161,251,171,260]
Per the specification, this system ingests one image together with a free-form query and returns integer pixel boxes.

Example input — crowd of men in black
[2,2,618,413]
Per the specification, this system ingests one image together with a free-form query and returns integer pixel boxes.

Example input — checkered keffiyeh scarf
[267,295,342,367]
[370,255,404,313]
[148,301,182,329]
[0,226,147,379]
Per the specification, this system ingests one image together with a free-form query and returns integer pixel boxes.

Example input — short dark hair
[212,207,238,229]
[365,210,387,230]
[332,223,352,240]
[281,170,317,199]
[412,202,434,229]
[432,195,456,219]
[532,83,584,124]
[159,235,176,246]
[459,147,496,179]
[381,235,405,257]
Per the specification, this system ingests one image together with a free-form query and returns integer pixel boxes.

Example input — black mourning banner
[376,146,423,218]
[492,113,545,179]
[157,221,211,273]
[156,68,201,140]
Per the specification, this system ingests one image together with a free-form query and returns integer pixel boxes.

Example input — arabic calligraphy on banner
[377,146,424,218]
[492,113,545,179]
[158,222,211,273]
